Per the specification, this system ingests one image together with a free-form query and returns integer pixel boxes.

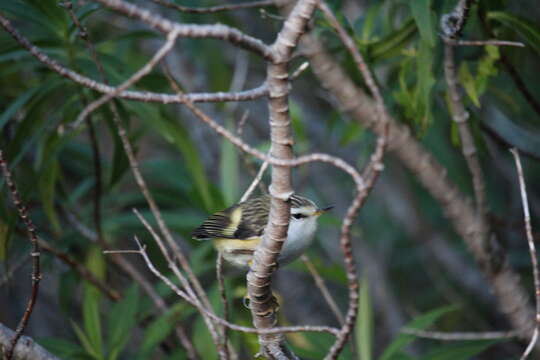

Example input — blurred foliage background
[0,0,539,359]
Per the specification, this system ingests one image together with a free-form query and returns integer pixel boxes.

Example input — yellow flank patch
[213,237,261,253]
[222,207,242,237]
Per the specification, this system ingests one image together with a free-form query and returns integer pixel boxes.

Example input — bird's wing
[191,196,269,241]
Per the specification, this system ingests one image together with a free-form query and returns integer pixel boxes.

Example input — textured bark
[301,33,536,337]
[246,1,317,358]
[0,323,59,360]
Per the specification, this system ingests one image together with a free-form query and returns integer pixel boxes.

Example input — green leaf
[369,19,417,61]
[379,306,458,360]
[220,119,239,205]
[357,278,373,360]
[39,159,60,233]
[80,246,106,360]
[72,320,101,360]
[458,62,481,107]
[82,291,103,359]
[488,11,540,56]
[38,337,87,359]
[125,102,214,211]
[415,40,435,130]
[107,285,139,360]
[0,87,40,130]
[419,341,496,360]
[410,0,436,47]
[139,304,184,357]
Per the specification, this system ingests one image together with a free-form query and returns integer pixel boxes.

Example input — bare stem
[216,254,230,360]
[151,0,275,14]
[0,13,269,105]
[0,151,41,360]
[510,149,540,360]
[402,328,520,340]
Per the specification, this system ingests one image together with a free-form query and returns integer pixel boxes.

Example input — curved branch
[0,13,268,105]
[150,0,275,14]
[301,25,537,342]
[91,0,274,60]
[0,151,41,360]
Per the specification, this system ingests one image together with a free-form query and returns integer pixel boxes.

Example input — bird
[191,194,332,268]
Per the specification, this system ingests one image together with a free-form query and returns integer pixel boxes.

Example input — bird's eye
[292,213,306,219]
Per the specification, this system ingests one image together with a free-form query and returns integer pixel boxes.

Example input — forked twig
[0,151,41,360]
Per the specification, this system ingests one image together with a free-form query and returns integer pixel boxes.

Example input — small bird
[191,194,332,268]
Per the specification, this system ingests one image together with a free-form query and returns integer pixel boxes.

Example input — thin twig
[73,29,180,128]
[0,13,269,105]
[443,39,487,218]
[239,155,270,203]
[132,209,225,358]
[0,151,41,360]
[317,3,389,358]
[92,0,274,60]
[448,39,524,47]
[120,238,340,337]
[216,254,230,360]
[510,148,540,360]
[402,328,520,340]
[62,0,105,246]
[301,255,344,325]
[59,7,202,355]
[151,0,275,14]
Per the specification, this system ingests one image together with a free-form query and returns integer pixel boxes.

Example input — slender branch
[448,39,524,47]
[0,323,60,360]
[216,254,230,360]
[150,0,275,14]
[0,14,268,105]
[402,328,520,340]
[510,149,540,360]
[301,18,537,344]
[124,238,340,337]
[0,151,41,360]
[317,3,389,357]
[301,255,344,325]
[38,238,120,301]
[91,0,274,60]
[57,8,203,356]
[442,1,488,219]
[73,29,180,128]
[132,209,225,358]
[61,1,106,246]
[239,155,270,202]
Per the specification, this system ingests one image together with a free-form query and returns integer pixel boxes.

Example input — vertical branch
[441,0,487,219]
[216,254,230,360]
[245,1,317,358]
[316,3,389,357]
[0,151,41,360]
[510,149,540,360]
[61,0,105,245]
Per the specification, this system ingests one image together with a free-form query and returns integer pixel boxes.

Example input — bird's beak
[314,205,334,216]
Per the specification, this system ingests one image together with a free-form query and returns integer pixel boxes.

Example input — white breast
[279,216,318,265]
